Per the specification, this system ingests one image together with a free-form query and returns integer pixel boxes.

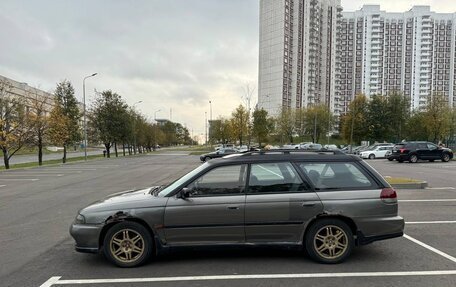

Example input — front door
[164,164,247,245]
[245,162,323,243]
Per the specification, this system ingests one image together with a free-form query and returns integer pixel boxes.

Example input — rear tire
[103,221,153,268]
[442,153,450,162]
[387,158,393,161]
[409,154,418,163]
[305,218,354,264]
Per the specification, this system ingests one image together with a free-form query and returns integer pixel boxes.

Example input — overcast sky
[1,0,455,137]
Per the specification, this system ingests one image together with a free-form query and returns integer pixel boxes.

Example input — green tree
[90,90,129,158]
[276,108,295,144]
[367,95,391,142]
[423,94,451,143]
[404,111,428,141]
[0,79,31,169]
[387,92,410,142]
[252,108,274,147]
[303,104,334,143]
[341,94,369,145]
[230,105,249,145]
[49,80,81,163]
[27,90,51,166]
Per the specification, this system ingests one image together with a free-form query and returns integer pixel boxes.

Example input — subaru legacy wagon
[70,150,404,267]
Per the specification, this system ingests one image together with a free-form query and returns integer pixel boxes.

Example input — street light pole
[209,100,212,145]
[132,101,143,155]
[83,73,97,161]
[205,112,208,147]
[154,109,161,150]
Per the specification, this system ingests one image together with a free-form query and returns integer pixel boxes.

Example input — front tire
[305,218,354,264]
[368,154,375,160]
[103,221,153,267]
[442,153,450,162]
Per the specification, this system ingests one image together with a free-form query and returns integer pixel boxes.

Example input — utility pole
[209,100,212,145]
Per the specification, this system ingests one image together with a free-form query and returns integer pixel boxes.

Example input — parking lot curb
[391,181,428,189]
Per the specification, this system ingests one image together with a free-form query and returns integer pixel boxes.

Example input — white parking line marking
[0,178,39,181]
[40,270,456,286]
[400,199,456,202]
[404,234,456,264]
[0,185,6,187]
[0,174,64,177]
[40,276,61,287]
[406,221,456,224]
[426,187,456,190]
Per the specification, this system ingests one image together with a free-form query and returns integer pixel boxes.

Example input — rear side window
[298,162,377,190]
[248,162,307,193]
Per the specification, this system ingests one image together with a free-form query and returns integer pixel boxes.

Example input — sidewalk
[0,149,104,166]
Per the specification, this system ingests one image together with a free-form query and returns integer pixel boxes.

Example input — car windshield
[158,163,208,197]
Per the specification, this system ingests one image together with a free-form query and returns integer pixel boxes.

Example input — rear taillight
[381,187,397,203]
[399,148,406,153]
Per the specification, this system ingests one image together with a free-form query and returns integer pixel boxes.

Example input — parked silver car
[70,150,404,267]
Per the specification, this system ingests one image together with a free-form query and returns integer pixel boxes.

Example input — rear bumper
[357,231,404,245]
[354,215,405,244]
[70,223,104,253]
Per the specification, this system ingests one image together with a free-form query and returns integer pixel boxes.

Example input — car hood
[80,187,168,213]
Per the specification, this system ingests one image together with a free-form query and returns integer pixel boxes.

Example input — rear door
[244,162,323,243]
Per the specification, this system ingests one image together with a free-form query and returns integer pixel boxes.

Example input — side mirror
[178,187,192,199]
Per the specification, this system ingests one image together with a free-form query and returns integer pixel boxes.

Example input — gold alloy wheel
[313,225,348,260]
[110,229,145,263]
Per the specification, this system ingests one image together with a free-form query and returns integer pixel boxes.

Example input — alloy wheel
[313,225,348,260]
[110,229,145,263]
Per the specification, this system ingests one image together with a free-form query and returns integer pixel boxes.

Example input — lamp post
[132,101,142,154]
[83,73,97,161]
[209,100,212,144]
[154,109,161,150]
[205,111,208,146]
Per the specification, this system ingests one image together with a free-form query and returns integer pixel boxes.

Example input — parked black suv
[389,141,453,163]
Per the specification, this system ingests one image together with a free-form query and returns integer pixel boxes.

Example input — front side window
[299,162,376,190]
[248,162,307,193]
[427,143,438,150]
[186,165,246,196]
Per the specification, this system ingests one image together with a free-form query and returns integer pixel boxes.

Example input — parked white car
[359,145,394,159]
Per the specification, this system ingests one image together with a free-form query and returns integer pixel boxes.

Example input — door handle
[227,206,240,210]
[302,202,316,207]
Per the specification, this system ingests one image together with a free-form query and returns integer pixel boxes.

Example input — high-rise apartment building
[259,3,456,116]
[258,0,342,117]
[339,5,456,111]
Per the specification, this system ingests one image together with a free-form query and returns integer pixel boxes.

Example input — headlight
[74,214,85,224]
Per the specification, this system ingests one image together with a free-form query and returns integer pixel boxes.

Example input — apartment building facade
[339,5,456,111]
[258,0,342,117]
[259,3,456,116]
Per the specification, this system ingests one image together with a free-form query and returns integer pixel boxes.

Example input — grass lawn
[384,176,423,184]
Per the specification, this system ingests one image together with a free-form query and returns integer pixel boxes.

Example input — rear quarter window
[298,162,379,190]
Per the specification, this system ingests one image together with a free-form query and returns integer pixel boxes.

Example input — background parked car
[359,145,394,159]
[301,143,323,150]
[214,144,235,151]
[389,141,454,163]
[355,143,393,155]
[323,144,339,150]
[200,148,239,162]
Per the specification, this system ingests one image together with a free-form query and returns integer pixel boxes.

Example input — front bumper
[69,223,104,253]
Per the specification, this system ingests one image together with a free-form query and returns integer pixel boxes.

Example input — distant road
[0,149,104,166]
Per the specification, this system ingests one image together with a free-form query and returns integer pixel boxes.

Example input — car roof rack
[240,149,345,156]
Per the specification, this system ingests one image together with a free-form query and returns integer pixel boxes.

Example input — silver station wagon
[70,150,404,267]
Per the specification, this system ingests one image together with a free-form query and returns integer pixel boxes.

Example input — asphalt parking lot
[0,153,455,287]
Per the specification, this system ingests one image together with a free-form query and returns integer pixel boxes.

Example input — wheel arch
[98,215,157,250]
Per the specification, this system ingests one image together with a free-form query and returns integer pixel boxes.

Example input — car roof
[205,150,361,166]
